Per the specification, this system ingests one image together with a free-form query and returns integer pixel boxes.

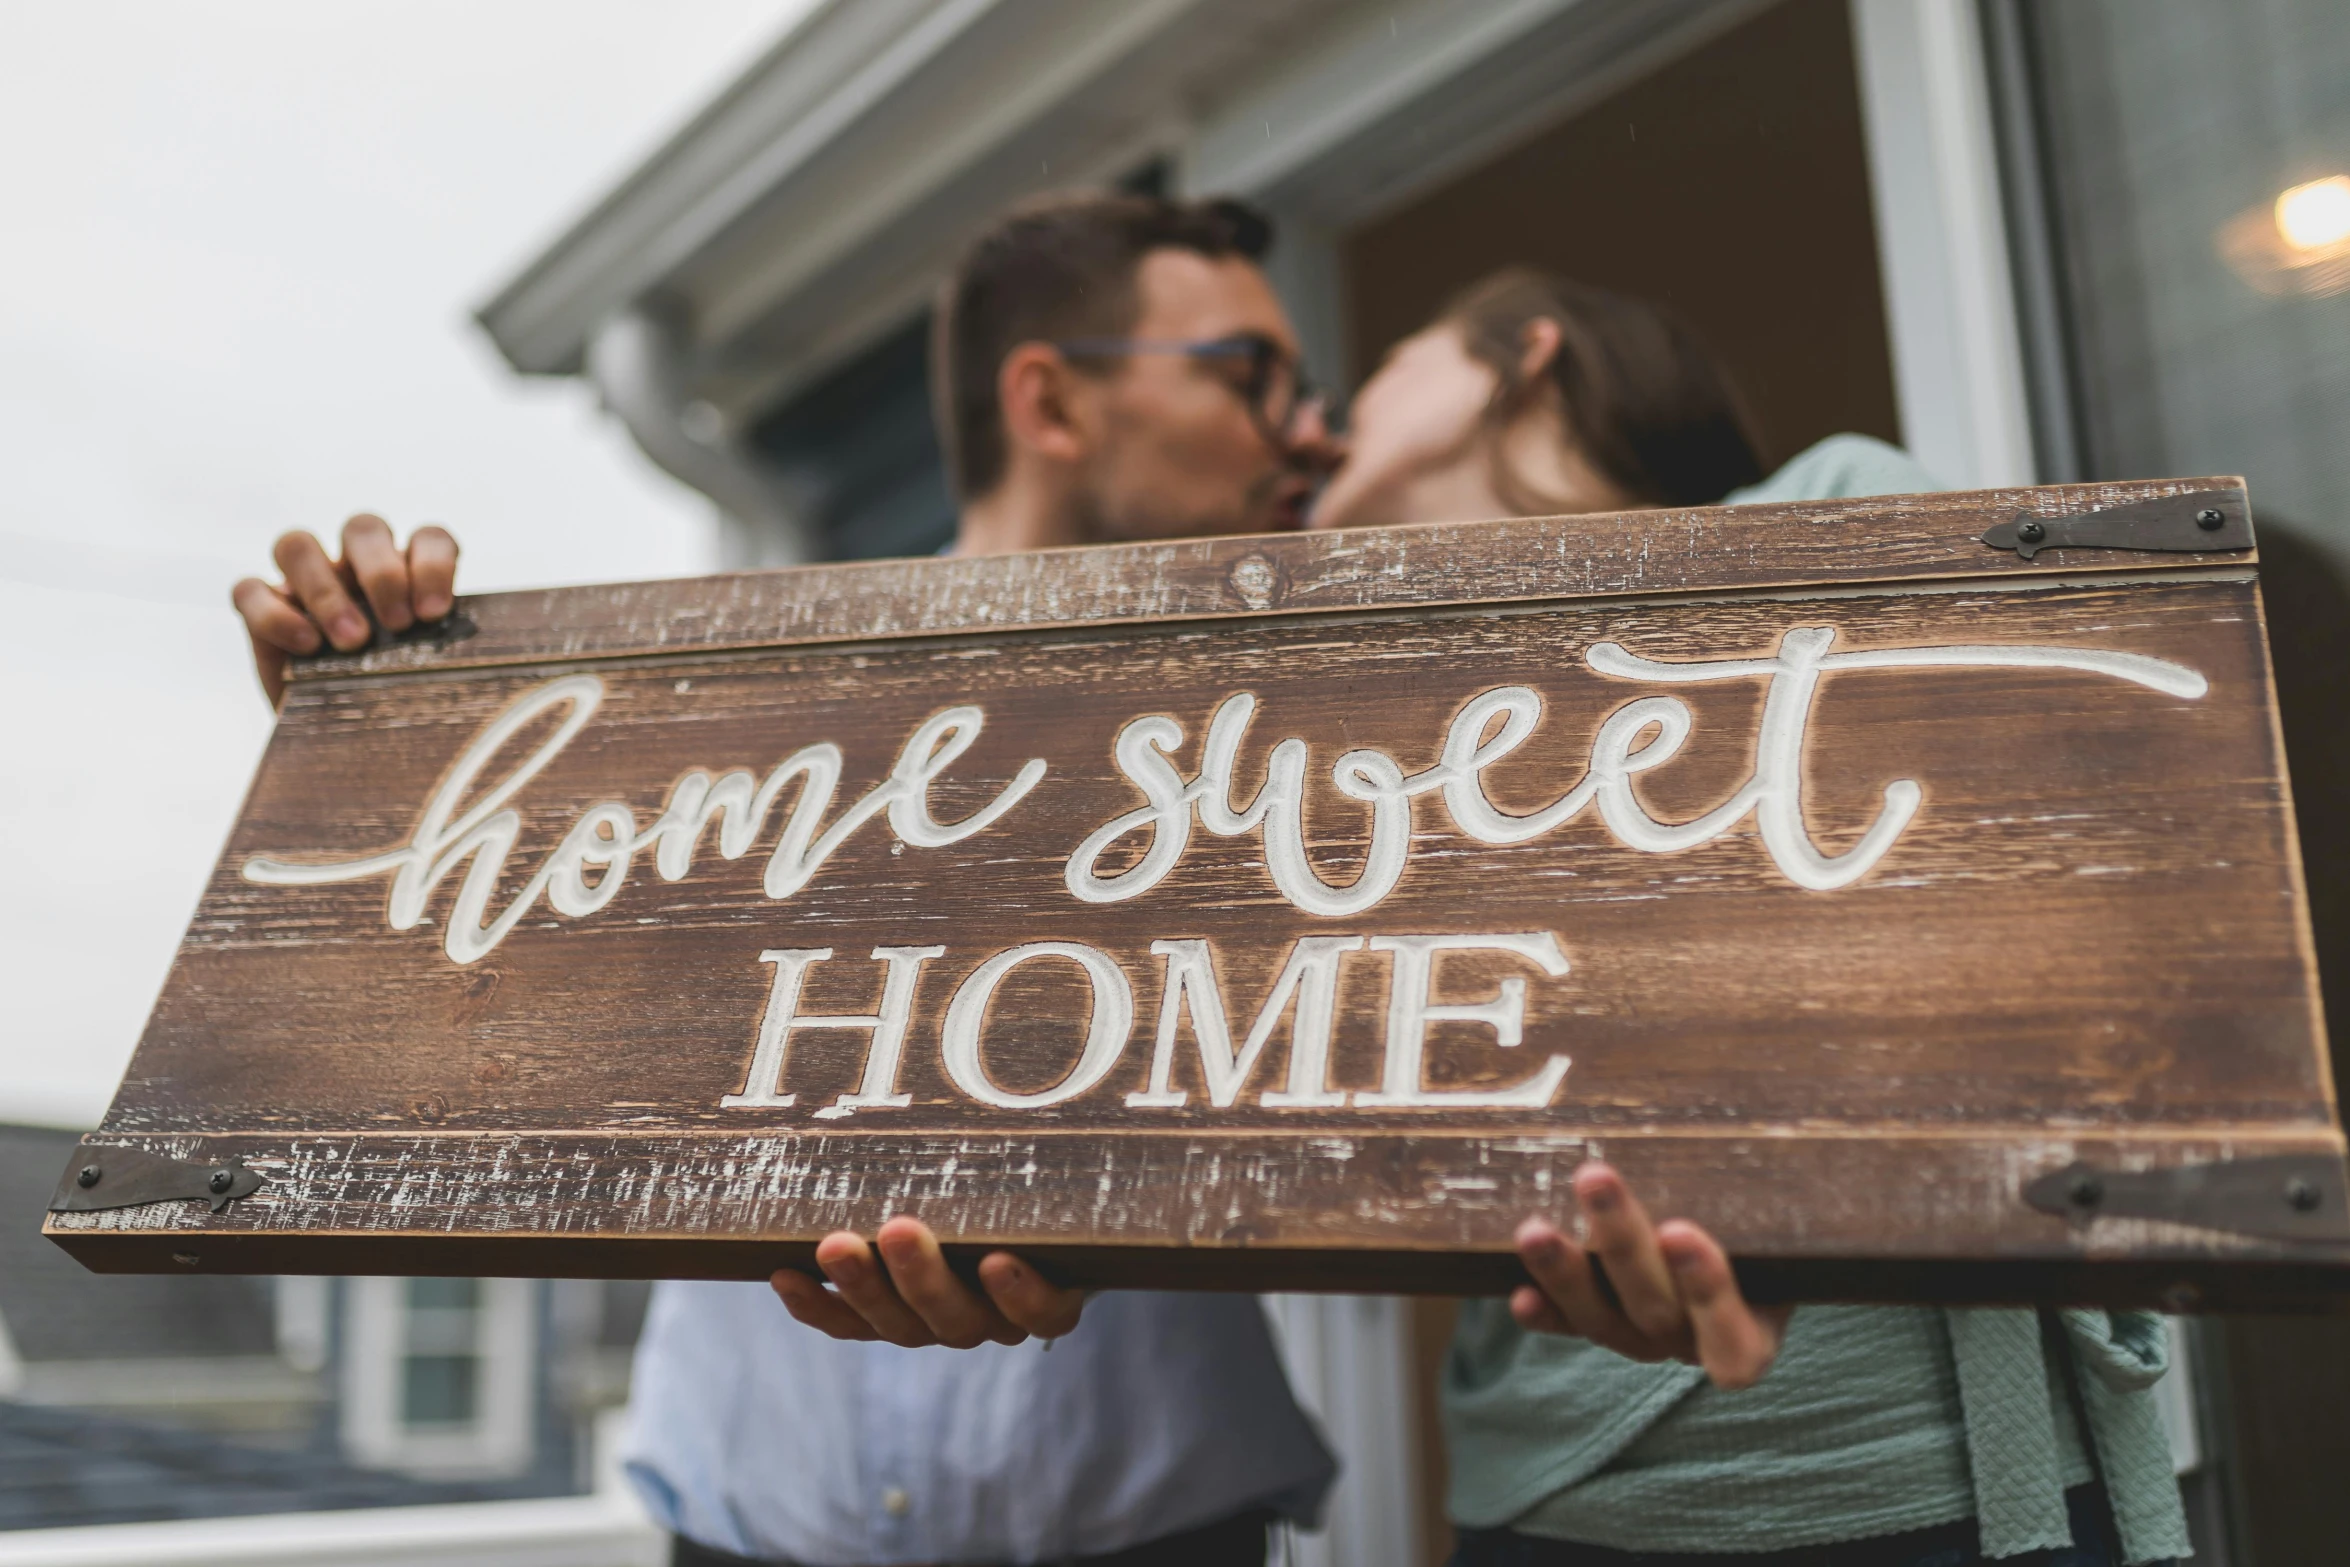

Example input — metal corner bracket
[2023,1152,2350,1243]
[1981,486,2252,560]
[49,1146,265,1216]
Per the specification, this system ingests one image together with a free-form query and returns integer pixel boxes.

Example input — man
[233,194,1340,1566]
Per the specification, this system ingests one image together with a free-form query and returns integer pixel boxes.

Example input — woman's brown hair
[1439,268,1765,510]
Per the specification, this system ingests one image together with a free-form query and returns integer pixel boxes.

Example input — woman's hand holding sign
[773,1165,1786,1388]
[1513,1161,1790,1389]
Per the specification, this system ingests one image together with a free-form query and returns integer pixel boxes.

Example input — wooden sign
[45,480,2350,1306]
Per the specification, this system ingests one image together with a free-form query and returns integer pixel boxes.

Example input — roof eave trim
[475,0,999,376]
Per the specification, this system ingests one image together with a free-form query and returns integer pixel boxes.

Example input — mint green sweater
[1442,437,2192,1564]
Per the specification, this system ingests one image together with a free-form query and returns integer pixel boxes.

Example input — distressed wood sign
[45,479,2350,1306]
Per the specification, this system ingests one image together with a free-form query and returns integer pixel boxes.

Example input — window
[2006,3,2350,1558]
[401,1277,484,1426]
[2018,0,2350,552]
[342,1276,536,1480]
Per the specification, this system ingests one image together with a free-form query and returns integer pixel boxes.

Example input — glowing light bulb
[2275,176,2350,254]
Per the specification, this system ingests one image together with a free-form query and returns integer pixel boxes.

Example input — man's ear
[997,343,1093,468]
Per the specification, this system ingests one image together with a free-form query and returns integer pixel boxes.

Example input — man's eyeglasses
[1053,332,1322,448]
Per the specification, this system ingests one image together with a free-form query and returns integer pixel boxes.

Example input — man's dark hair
[931,193,1273,502]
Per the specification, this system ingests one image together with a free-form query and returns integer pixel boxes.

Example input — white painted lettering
[722,945,945,1113]
[244,680,1046,964]
[1128,936,1363,1109]
[240,675,608,965]
[247,626,2212,969]
[1068,626,2207,910]
[725,932,1585,1114]
[1357,932,1573,1108]
[939,942,1136,1110]
[1432,686,1598,843]
[1067,694,1411,914]
[545,803,638,917]
[1581,627,2203,889]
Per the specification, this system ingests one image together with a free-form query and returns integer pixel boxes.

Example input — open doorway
[1341,0,1899,473]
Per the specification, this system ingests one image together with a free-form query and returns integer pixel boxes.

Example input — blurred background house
[6,0,2345,1563]
[0,1126,651,1534]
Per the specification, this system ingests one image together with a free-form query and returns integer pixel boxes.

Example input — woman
[1316,270,2188,1567]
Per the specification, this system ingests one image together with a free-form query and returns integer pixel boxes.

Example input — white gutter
[0,1493,661,1567]
[586,310,819,566]
[476,0,1204,382]
[477,0,973,376]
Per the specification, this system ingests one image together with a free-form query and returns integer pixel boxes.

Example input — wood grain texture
[47,481,2345,1305]
[117,579,2326,1132]
[296,478,2251,679]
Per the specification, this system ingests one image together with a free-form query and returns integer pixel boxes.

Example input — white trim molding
[1850,0,2037,489]
[12,1355,318,1413]
[0,1495,659,1567]
[479,0,1269,398]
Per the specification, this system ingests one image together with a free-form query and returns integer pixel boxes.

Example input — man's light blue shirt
[623,533,1335,1564]
[624,1281,1337,1564]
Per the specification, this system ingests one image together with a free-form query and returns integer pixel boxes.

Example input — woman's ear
[1516,317,1565,387]
[997,344,1091,468]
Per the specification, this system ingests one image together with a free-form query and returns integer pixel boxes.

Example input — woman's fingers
[814,1231,938,1347]
[876,1218,1025,1348]
[1514,1217,1628,1341]
[976,1252,1085,1340]
[407,525,459,622]
[1658,1221,1787,1389]
[1507,1283,1572,1336]
[1574,1162,1691,1350]
[272,529,369,651]
[769,1268,882,1341]
[1514,1218,1679,1363]
[1518,1169,1773,1377]
[340,514,413,633]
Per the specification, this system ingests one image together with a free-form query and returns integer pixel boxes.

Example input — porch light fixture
[2275,175,2350,253]
[2219,173,2350,298]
